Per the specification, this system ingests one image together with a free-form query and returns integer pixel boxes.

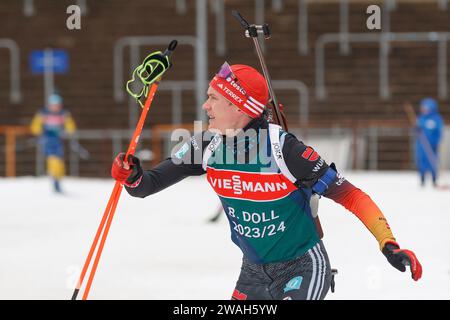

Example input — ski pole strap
[125,51,171,108]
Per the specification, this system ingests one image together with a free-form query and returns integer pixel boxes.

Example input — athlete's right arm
[30,112,43,136]
[112,132,210,198]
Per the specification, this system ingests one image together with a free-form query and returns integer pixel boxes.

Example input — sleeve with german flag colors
[282,133,396,249]
[283,133,422,281]
[317,168,422,281]
[322,179,396,250]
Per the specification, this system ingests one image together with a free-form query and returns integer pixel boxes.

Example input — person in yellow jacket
[30,94,76,193]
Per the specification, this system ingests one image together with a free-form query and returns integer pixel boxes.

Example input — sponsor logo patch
[335,172,346,186]
[283,276,303,293]
[190,137,200,151]
[232,289,248,300]
[174,143,189,159]
[226,77,247,95]
[312,158,324,172]
[301,147,319,162]
[222,86,243,104]
[271,142,283,160]
[208,135,222,152]
[207,167,297,201]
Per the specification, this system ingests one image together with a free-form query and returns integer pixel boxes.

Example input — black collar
[242,115,268,131]
[221,116,268,155]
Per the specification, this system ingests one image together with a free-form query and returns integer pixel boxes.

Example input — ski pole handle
[232,10,257,38]
[163,40,178,57]
[231,10,285,129]
[232,10,250,29]
[125,40,178,159]
[262,24,271,39]
[232,11,271,39]
[245,24,271,39]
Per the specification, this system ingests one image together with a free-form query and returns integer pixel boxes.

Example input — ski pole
[232,10,288,130]
[72,77,159,301]
[208,205,224,223]
[77,85,157,300]
[82,183,123,299]
[71,181,120,300]
[232,10,324,239]
[81,82,160,300]
[72,40,177,300]
[69,139,91,160]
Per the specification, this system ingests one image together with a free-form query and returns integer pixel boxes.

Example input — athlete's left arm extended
[321,175,396,249]
[282,133,395,248]
[283,133,422,281]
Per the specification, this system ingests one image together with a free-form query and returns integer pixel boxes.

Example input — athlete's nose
[202,100,211,111]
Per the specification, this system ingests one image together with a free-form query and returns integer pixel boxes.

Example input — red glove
[382,241,422,281]
[111,153,142,186]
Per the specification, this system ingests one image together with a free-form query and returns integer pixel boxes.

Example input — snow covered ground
[1,171,449,300]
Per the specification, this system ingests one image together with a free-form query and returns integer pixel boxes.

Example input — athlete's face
[202,87,251,135]
[48,103,62,113]
[420,105,429,115]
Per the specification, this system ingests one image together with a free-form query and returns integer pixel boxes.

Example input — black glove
[382,241,422,281]
[126,154,143,185]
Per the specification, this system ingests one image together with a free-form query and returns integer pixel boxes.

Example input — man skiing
[415,98,444,187]
[111,63,422,300]
[30,93,76,193]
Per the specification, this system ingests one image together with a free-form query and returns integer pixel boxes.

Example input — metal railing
[3,121,438,177]
[175,0,187,14]
[273,80,309,126]
[158,81,197,125]
[439,0,448,10]
[65,129,152,177]
[212,0,226,56]
[0,39,21,103]
[298,0,308,55]
[23,0,88,16]
[316,31,450,100]
[113,1,208,126]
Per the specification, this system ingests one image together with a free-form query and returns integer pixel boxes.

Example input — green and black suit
[125,116,366,300]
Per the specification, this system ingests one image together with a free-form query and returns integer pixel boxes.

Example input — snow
[1,171,449,300]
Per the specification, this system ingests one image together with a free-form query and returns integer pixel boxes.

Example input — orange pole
[82,185,123,300]
[73,82,160,300]
[71,182,121,299]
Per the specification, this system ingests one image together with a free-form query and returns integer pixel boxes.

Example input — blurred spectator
[415,98,444,187]
[30,94,76,193]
